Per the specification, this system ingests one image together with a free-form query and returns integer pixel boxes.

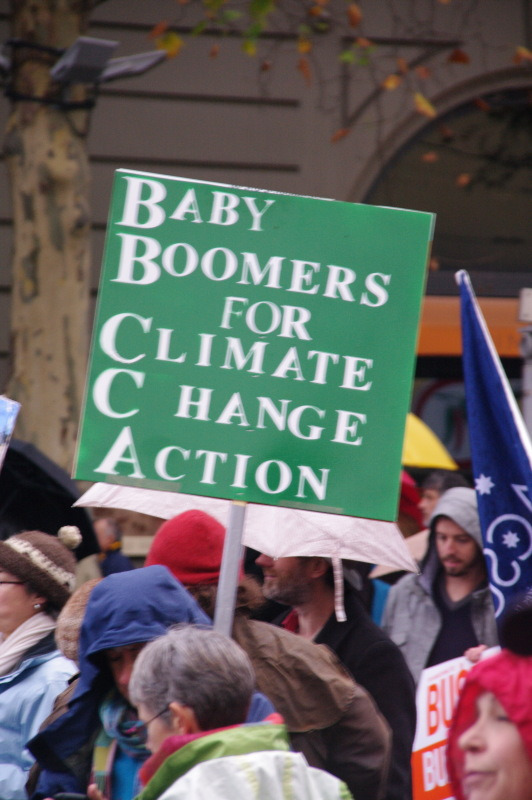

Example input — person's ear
[307,557,330,579]
[31,592,47,610]
[168,701,201,735]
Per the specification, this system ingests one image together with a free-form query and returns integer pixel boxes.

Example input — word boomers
[112,234,391,307]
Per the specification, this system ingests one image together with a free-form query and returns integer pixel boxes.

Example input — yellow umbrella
[402,412,458,469]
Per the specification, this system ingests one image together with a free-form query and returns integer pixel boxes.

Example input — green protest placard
[73,170,434,520]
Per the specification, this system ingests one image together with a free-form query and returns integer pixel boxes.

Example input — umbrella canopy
[74,482,417,574]
[0,439,99,560]
[402,413,458,470]
[244,505,417,573]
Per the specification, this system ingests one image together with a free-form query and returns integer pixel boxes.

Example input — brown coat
[232,613,391,800]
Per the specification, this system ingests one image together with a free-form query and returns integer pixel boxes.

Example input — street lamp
[0,35,167,108]
[50,36,166,84]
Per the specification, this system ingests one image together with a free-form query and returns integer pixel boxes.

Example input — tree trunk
[4,1,96,471]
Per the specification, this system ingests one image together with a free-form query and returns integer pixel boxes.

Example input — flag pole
[456,270,532,468]
[214,500,247,636]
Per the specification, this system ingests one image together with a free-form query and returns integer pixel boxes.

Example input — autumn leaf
[339,49,355,64]
[415,65,431,79]
[397,57,409,74]
[422,151,439,163]
[191,20,208,36]
[298,56,312,85]
[209,44,220,58]
[414,92,437,118]
[456,173,471,187]
[347,3,363,28]
[220,9,242,23]
[513,45,532,64]
[260,59,272,71]
[331,127,349,142]
[155,32,184,58]
[382,74,402,90]
[448,48,470,64]
[298,37,312,54]
[439,124,454,141]
[474,97,491,112]
[245,22,264,39]
[249,0,275,18]
[343,37,375,66]
[149,21,169,40]
[242,39,257,56]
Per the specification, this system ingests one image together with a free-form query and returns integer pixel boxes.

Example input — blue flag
[457,270,532,619]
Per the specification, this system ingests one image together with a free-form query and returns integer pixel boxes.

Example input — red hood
[446,649,532,800]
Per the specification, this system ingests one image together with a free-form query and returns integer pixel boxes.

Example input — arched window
[365,87,531,298]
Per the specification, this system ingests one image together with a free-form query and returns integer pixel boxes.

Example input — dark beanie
[146,510,226,585]
[0,527,80,610]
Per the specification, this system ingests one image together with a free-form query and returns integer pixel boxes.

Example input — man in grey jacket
[381,487,498,684]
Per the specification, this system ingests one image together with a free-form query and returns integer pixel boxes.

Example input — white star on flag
[502,531,520,549]
[475,474,495,495]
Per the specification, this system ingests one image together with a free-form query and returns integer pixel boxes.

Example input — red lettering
[427,670,469,736]
[427,683,439,735]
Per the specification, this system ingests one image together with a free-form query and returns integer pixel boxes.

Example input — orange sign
[411,656,470,800]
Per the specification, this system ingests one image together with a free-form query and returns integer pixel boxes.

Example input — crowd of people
[0,468,530,800]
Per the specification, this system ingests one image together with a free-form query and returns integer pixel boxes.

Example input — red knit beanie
[145,510,226,585]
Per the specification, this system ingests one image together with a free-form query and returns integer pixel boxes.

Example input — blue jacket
[28,566,211,798]
[0,632,76,800]
[99,547,134,576]
[29,566,273,799]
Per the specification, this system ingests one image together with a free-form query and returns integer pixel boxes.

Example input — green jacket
[135,722,353,800]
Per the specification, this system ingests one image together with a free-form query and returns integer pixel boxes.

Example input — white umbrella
[75,481,231,525]
[75,482,417,627]
[74,482,416,572]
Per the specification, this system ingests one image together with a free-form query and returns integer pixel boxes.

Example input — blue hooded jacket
[28,566,273,798]
[77,565,211,696]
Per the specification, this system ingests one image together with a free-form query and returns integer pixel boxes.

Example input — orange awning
[417,296,521,357]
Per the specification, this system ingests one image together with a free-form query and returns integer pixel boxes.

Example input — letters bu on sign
[74,171,434,520]
[411,651,499,800]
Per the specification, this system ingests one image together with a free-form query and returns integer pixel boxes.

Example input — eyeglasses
[135,706,169,745]
[0,581,25,586]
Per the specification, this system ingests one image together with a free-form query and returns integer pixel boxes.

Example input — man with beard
[382,487,498,684]
[255,552,417,800]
